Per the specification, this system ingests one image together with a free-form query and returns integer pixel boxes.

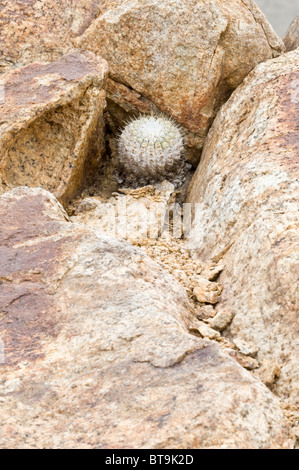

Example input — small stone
[207,309,234,331]
[259,361,281,387]
[228,350,260,371]
[193,278,223,304]
[75,199,98,214]
[194,322,221,340]
[195,304,216,321]
[202,263,225,281]
[233,338,259,358]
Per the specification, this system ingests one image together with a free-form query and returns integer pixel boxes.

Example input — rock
[191,321,221,340]
[233,338,259,358]
[227,350,260,371]
[72,181,175,241]
[201,262,225,281]
[0,187,292,449]
[187,50,299,405]
[284,16,299,52]
[258,361,281,388]
[194,304,216,321]
[193,278,223,305]
[207,310,235,332]
[77,0,284,164]
[0,51,108,205]
[0,0,116,72]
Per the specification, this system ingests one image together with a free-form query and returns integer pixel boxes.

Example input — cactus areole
[117,115,185,186]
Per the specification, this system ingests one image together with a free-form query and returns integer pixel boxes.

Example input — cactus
[117,115,185,187]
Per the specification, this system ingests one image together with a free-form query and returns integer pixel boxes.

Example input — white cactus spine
[117,115,185,186]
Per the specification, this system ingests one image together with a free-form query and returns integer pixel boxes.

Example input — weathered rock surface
[284,15,299,52]
[193,278,223,305]
[72,181,175,241]
[77,0,284,164]
[207,310,235,332]
[0,187,292,448]
[0,0,118,73]
[0,51,108,205]
[187,50,299,405]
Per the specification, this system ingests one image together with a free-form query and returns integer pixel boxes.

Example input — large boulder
[0,187,292,448]
[0,51,108,205]
[77,0,284,164]
[0,0,117,72]
[284,15,299,52]
[187,50,299,405]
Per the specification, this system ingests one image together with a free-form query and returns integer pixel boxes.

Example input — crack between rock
[108,75,160,111]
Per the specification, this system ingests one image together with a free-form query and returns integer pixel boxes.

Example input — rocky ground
[67,157,299,445]
[0,0,298,449]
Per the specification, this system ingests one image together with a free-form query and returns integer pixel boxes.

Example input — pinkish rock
[77,0,284,164]
[284,15,299,52]
[0,51,108,205]
[187,50,299,406]
[0,187,292,449]
[193,278,223,305]
[0,0,116,72]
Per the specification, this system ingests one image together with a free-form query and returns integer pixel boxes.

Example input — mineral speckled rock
[0,51,108,205]
[72,181,176,241]
[187,49,299,406]
[207,310,235,332]
[0,187,292,449]
[77,0,284,163]
[284,15,299,52]
[193,278,223,305]
[0,0,119,72]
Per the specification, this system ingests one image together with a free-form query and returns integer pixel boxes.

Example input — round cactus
[117,115,185,186]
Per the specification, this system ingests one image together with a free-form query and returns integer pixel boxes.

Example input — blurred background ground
[255,0,299,37]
